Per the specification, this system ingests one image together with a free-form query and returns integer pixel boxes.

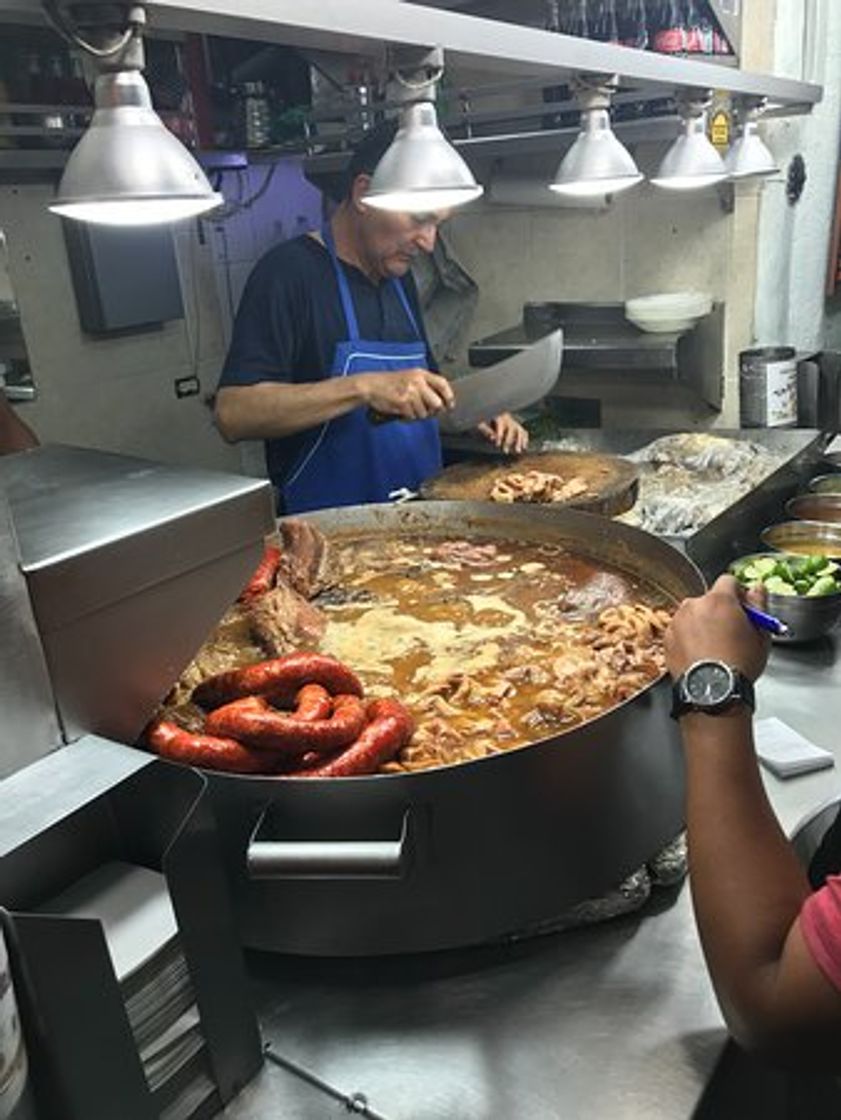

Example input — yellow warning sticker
[710,110,730,150]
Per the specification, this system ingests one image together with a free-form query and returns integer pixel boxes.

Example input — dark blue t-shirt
[218,233,435,490]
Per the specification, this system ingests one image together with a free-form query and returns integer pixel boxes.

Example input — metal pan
[205,501,703,956]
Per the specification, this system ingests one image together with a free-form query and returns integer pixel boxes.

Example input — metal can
[739,346,798,428]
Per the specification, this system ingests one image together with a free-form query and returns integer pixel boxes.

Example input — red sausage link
[146,718,267,774]
[239,545,282,604]
[205,693,366,754]
[192,652,363,710]
[294,683,332,722]
[295,698,414,778]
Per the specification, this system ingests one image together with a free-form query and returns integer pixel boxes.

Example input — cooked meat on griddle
[490,469,592,504]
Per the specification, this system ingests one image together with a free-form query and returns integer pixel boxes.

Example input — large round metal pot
[206,502,703,956]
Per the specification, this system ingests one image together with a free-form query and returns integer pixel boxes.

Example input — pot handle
[246,809,413,880]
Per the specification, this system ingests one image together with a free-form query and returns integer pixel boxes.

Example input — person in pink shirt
[666,575,841,1070]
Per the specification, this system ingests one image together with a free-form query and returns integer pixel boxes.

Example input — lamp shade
[725,121,778,179]
[651,113,728,191]
[550,108,642,197]
[50,71,222,225]
[362,102,483,213]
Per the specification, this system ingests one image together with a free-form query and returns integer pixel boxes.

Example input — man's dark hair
[342,120,399,200]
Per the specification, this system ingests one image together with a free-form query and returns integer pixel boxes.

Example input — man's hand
[476,413,528,455]
[665,574,770,682]
[356,368,455,421]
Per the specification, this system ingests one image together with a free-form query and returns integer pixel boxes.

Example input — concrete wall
[0,157,321,472]
[446,143,757,428]
[755,0,841,353]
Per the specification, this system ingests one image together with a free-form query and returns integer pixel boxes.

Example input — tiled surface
[1,184,235,470]
[449,155,746,426]
[0,159,321,473]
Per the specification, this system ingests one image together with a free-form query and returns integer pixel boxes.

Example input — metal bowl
[729,550,841,643]
[785,494,841,524]
[808,474,841,495]
[761,520,841,560]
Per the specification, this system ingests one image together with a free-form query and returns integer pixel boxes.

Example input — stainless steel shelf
[0,149,67,171]
[304,113,690,178]
[0,0,821,110]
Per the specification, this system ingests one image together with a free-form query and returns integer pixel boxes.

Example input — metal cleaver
[438,328,563,433]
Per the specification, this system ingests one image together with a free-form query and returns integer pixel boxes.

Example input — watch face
[685,661,734,707]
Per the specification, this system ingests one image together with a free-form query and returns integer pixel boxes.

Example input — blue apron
[282,226,442,514]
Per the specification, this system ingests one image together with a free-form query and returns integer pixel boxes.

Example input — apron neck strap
[322,221,361,340]
[391,275,421,338]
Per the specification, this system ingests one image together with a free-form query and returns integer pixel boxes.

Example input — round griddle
[420,451,639,517]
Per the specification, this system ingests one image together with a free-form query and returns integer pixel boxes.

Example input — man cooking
[214,124,527,513]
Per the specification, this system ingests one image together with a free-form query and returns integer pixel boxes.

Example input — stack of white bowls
[624,292,713,334]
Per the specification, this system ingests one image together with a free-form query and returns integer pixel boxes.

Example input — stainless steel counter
[222,639,841,1120]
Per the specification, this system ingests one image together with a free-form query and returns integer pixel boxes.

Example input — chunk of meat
[504,663,551,687]
[490,470,589,505]
[248,583,326,657]
[555,572,633,618]
[278,520,330,598]
[170,604,266,705]
[430,540,500,568]
[159,701,206,734]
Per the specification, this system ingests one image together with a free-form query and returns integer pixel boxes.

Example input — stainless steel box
[0,446,274,750]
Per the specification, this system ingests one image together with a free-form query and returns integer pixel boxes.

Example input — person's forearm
[215,377,368,442]
[682,709,812,1042]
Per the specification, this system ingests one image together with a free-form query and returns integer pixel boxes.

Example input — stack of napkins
[40,862,219,1119]
[754,717,835,778]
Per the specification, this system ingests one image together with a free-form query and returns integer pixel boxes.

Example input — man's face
[353,176,449,279]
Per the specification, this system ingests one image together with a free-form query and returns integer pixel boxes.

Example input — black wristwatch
[670,659,755,720]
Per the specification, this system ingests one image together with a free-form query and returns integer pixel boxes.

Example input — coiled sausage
[292,683,332,722]
[192,652,363,710]
[295,698,414,778]
[146,718,267,774]
[205,693,366,753]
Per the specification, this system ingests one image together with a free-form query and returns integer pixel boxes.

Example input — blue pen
[742,602,790,638]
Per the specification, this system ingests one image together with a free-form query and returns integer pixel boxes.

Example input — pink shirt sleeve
[801,874,841,992]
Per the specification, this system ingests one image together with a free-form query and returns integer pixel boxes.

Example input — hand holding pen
[741,602,790,638]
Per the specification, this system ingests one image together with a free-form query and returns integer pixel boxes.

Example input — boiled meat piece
[249,582,326,656]
[430,540,500,567]
[278,520,331,598]
[555,571,633,618]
